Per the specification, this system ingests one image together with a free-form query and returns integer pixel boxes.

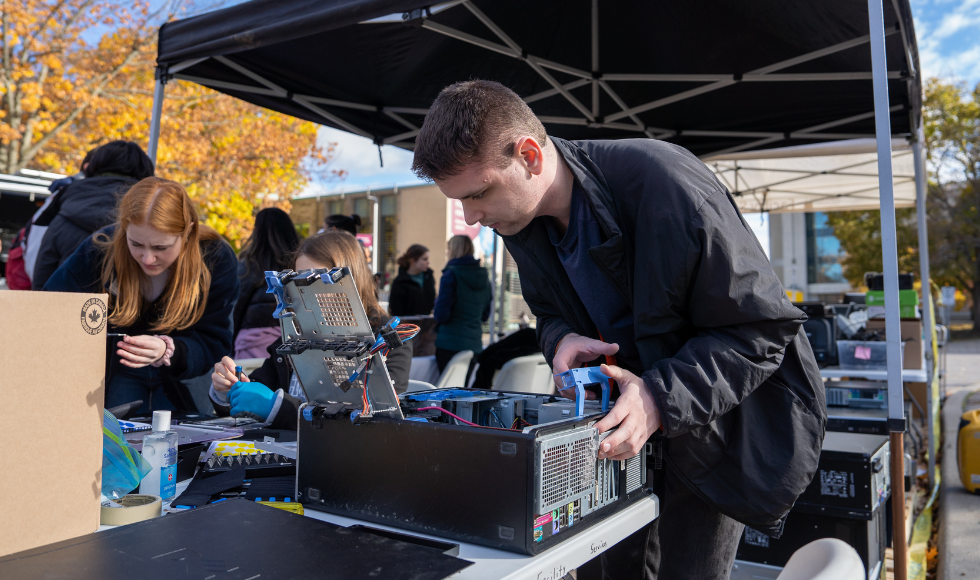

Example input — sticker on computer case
[819,470,854,498]
[535,513,553,527]
[534,526,544,542]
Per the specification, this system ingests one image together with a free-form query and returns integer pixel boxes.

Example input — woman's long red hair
[97,177,219,332]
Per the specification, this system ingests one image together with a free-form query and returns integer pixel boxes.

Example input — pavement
[942,338,980,395]
[938,340,980,580]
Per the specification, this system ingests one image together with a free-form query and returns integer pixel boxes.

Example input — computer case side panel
[297,413,533,552]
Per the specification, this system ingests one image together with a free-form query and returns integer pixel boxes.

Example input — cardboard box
[865,319,922,370]
[0,291,108,557]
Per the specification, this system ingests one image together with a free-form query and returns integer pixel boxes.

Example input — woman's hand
[212,356,250,392]
[117,335,167,368]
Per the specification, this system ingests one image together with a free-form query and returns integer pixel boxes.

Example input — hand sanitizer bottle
[139,411,178,500]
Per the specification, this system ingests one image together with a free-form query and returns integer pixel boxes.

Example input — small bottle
[139,411,179,500]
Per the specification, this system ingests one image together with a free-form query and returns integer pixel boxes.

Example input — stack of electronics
[797,302,838,367]
[825,380,890,436]
[265,267,653,555]
[732,432,891,580]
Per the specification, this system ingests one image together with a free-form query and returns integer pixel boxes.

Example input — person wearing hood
[432,235,492,372]
[31,140,154,290]
[389,244,436,316]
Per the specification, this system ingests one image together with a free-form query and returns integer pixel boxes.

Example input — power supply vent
[316,292,357,326]
[535,428,598,514]
[625,453,644,494]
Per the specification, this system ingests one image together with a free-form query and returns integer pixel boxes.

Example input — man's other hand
[594,364,662,461]
[553,333,620,399]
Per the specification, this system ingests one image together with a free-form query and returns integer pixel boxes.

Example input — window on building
[328,199,344,215]
[805,212,845,284]
[353,198,372,234]
[379,195,398,286]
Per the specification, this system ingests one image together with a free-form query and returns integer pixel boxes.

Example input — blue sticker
[160,464,177,498]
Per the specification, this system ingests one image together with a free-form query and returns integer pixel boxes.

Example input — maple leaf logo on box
[88,309,101,324]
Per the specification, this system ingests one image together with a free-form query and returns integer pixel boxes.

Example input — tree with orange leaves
[1,0,340,246]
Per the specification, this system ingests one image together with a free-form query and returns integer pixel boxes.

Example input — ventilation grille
[316,293,357,327]
[625,454,644,494]
[323,356,361,389]
[536,429,597,513]
[826,387,849,407]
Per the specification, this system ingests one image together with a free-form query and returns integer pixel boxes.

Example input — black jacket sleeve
[638,189,805,438]
[32,217,90,290]
[41,233,105,293]
[516,266,576,366]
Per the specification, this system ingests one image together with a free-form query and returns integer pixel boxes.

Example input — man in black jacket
[411,81,825,580]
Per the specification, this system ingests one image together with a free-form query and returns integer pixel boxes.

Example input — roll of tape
[100,494,162,526]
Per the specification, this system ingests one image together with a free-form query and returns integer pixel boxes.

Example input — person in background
[321,213,361,235]
[432,235,492,372]
[233,207,300,359]
[32,141,154,289]
[44,177,239,412]
[16,147,99,288]
[209,231,411,429]
[389,244,435,316]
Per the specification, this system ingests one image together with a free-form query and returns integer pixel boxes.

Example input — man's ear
[516,137,546,175]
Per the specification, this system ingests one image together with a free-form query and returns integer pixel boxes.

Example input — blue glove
[229,381,276,420]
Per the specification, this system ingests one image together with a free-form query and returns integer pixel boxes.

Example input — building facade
[769,212,851,303]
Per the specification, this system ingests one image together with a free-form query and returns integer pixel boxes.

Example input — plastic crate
[836,341,904,371]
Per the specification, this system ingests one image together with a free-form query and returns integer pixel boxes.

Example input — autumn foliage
[1,0,336,246]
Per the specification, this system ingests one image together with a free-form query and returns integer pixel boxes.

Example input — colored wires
[369,323,422,357]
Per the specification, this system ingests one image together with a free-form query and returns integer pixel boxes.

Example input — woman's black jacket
[388,267,435,316]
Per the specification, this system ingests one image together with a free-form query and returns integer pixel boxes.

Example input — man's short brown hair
[412,80,548,181]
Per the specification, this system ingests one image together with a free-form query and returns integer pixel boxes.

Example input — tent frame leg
[147,75,166,165]
[868,0,907,578]
[912,135,936,490]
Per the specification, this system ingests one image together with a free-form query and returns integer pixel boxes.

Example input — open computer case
[265,267,653,555]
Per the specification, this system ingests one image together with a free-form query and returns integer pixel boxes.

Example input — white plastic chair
[406,380,436,392]
[776,538,865,580]
[433,350,474,390]
[492,354,556,394]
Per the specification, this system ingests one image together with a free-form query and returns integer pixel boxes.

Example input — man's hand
[594,364,662,461]
[116,335,167,368]
[553,333,620,399]
[212,356,249,392]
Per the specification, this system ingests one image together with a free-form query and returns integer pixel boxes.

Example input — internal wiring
[416,406,480,426]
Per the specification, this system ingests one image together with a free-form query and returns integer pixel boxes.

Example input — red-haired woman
[44,177,239,413]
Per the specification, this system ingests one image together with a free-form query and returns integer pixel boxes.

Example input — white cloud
[913,0,980,85]
[302,127,424,197]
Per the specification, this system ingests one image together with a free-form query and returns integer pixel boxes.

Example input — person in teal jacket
[432,235,492,372]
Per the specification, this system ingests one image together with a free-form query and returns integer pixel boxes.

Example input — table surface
[105,480,659,580]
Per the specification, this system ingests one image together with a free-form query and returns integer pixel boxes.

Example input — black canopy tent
[155,0,920,158]
[154,2,925,577]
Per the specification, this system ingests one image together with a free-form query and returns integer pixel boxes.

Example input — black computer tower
[794,432,890,520]
[737,506,887,573]
[296,397,652,555]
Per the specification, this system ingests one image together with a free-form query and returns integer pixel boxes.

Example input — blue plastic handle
[554,367,612,417]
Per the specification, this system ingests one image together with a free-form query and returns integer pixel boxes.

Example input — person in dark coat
[209,231,411,430]
[233,207,300,359]
[32,141,154,289]
[44,177,239,413]
[388,244,436,316]
[411,80,825,580]
[432,235,492,372]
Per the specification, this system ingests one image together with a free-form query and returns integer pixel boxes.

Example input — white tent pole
[367,193,380,274]
[868,0,907,578]
[913,130,935,490]
[147,76,166,165]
